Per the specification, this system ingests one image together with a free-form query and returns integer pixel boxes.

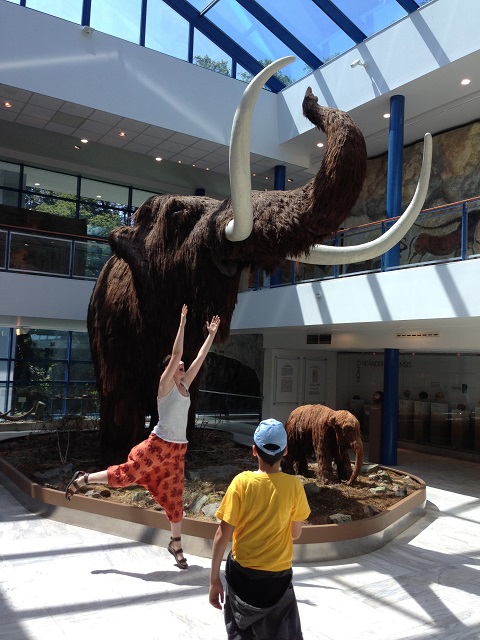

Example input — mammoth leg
[99,395,146,467]
[296,439,310,476]
[282,440,295,474]
[316,426,336,485]
[335,447,355,482]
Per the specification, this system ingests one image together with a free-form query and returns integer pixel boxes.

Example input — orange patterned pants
[107,432,187,523]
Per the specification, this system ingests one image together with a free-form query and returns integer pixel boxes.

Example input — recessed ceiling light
[96,195,102,199]
[316,142,324,148]
[287,178,293,182]
[155,157,162,161]
[80,138,88,144]
[265,176,269,179]
[3,101,12,108]
[206,168,209,171]
[460,78,471,85]
[252,173,256,177]
[74,145,81,150]
[178,160,181,163]
[383,113,390,119]
[119,131,126,137]
[34,182,40,186]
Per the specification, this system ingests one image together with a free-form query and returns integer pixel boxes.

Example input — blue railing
[2,195,480,284]
[249,195,480,289]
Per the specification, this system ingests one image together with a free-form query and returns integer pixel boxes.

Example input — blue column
[274,165,286,191]
[381,96,403,465]
[382,349,399,465]
[270,166,286,286]
[384,95,405,269]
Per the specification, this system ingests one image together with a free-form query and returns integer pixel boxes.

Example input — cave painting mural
[88,57,432,464]
[407,208,480,262]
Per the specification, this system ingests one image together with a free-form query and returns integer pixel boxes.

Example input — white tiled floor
[1,448,480,639]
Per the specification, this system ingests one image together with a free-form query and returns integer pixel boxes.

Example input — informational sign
[303,359,326,403]
[274,357,299,404]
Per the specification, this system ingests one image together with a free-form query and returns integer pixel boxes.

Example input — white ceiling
[1,43,479,197]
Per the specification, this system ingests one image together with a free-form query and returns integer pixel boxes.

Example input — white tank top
[153,381,190,443]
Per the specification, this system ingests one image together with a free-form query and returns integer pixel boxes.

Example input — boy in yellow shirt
[209,418,311,640]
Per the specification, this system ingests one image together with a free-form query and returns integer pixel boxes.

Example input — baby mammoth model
[283,404,364,485]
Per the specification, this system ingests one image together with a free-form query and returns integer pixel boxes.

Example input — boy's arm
[209,520,235,610]
[292,521,303,540]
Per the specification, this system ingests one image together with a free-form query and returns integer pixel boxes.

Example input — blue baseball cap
[254,418,287,454]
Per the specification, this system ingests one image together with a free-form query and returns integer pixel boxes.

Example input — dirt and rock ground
[0,423,422,525]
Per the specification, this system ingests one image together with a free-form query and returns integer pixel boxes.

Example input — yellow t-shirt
[216,470,311,572]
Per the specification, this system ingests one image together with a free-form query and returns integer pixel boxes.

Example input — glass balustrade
[1,196,479,284]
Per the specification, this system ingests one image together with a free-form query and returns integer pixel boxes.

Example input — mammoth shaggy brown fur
[282,404,364,486]
[88,89,368,465]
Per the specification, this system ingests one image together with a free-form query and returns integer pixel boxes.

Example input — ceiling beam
[162,0,285,92]
[310,0,367,44]
[235,0,322,70]
[394,0,420,13]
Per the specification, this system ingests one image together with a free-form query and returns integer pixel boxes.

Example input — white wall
[261,348,337,424]
[231,259,480,351]
[0,272,93,331]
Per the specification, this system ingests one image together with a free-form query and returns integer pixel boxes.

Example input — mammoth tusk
[226,56,295,242]
[290,132,433,265]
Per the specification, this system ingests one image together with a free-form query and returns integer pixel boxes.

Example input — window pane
[80,179,129,206]
[256,0,346,71]
[21,194,77,218]
[24,167,77,198]
[73,239,111,279]
[69,361,95,381]
[79,203,127,237]
[0,188,20,207]
[0,329,11,359]
[90,0,142,44]
[25,0,83,23]
[10,232,71,275]
[206,0,297,82]
[145,0,189,61]
[30,330,69,360]
[132,188,160,208]
[80,179,129,236]
[0,230,6,270]
[70,332,92,359]
[335,0,407,37]
[8,234,37,272]
[193,31,231,76]
[0,160,21,190]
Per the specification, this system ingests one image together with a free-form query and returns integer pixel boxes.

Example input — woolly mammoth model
[88,57,432,464]
[283,404,364,486]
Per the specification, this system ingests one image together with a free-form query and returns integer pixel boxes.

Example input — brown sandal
[65,471,88,501]
[168,536,188,570]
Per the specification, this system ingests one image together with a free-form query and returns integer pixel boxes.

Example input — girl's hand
[206,315,220,335]
[180,304,188,321]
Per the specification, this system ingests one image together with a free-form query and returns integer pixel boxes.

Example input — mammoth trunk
[213,95,368,273]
